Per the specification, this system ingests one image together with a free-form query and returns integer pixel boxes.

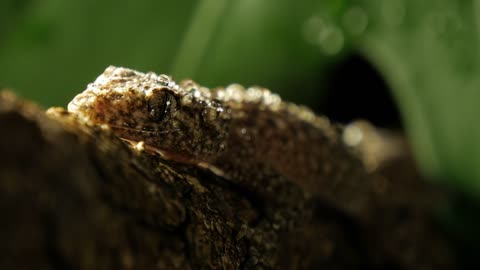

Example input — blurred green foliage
[1,0,480,201]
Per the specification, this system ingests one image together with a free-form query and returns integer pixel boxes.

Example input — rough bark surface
[0,91,454,269]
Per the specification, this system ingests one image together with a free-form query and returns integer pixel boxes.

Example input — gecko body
[68,66,375,218]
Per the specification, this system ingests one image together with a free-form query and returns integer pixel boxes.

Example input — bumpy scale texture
[68,66,377,219]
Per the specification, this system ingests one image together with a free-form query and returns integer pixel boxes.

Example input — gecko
[68,66,377,219]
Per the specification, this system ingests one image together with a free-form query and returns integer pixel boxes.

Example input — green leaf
[358,0,480,195]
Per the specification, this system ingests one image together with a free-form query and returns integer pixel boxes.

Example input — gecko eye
[147,88,178,121]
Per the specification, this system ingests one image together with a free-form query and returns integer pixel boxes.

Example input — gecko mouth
[120,137,226,177]
[107,124,181,136]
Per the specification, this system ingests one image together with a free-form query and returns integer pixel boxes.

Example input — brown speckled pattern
[68,66,376,219]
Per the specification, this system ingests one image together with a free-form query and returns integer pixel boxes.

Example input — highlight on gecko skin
[68,66,182,129]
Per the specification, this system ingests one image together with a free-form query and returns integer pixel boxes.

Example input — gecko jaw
[107,124,182,136]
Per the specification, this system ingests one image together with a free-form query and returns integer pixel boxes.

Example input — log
[0,91,454,269]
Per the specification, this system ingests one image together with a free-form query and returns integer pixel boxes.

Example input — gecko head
[68,66,229,162]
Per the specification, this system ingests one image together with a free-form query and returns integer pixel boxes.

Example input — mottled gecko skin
[68,66,375,218]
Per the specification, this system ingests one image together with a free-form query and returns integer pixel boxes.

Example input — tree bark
[0,91,454,269]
